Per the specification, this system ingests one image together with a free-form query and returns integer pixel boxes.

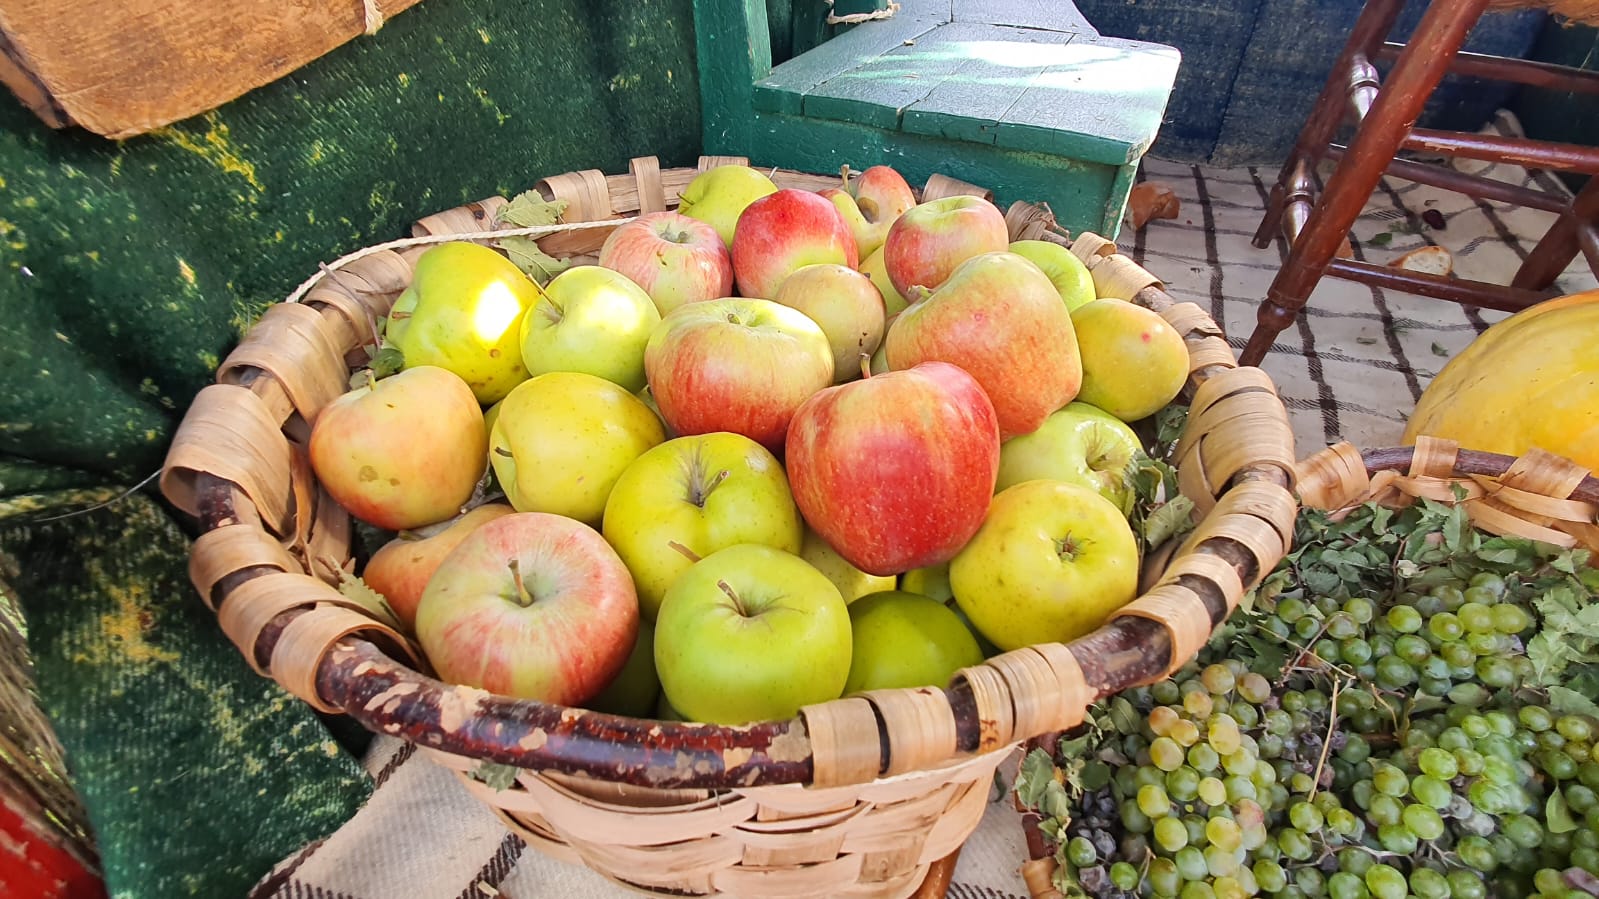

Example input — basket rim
[163,155,1302,792]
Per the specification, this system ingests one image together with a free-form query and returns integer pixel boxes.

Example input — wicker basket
[156,155,1299,898]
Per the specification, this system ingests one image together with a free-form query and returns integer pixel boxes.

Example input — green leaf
[369,345,405,380]
[1355,336,1379,346]
[1079,760,1112,792]
[470,762,519,792]
[1016,747,1056,809]
[497,236,573,286]
[1368,231,1394,246]
[1042,780,1073,820]
[1155,404,1188,451]
[1431,342,1450,358]
[496,192,569,228]
[1109,697,1141,735]
[336,571,402,630]
[1241,634,1289,679]
[1548,686,1599,720]
[1547,787,1579,834]
[1143,496,1197,549]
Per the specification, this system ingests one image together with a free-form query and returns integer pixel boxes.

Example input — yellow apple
[1009,239,1097,312]
[1071,300,1190,423]
[490,371,666,525]
[859,246,909,317]
[519,265,661,393]
[676,165,779,250]
[385,241,540,405]
[801,528,896,604]
[772,263,886,383]
[949,479,1139,651]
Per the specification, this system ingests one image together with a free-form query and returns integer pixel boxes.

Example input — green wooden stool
[695,0,1181,238]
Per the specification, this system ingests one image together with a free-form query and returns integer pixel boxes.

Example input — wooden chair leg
[1513,175,1599,290]
[1252,0,1408,249]
[1239,0,1493,367]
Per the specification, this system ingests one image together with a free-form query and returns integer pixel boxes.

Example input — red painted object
[0,797,105,899]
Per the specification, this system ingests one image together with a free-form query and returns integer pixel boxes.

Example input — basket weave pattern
[158,156,1299,897]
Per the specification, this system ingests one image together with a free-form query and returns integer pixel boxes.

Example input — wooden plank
[0,0,424,138]
[994,36,1181,166]
[799,22,1011,132]
[696,0,776,156]
[753,14,945,115]
[899,25,1079,146]
[951,0,1097,35]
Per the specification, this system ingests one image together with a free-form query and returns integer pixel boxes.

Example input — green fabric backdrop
[0,0,701,895]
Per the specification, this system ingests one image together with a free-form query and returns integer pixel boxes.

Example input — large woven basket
[156,155,1299,898]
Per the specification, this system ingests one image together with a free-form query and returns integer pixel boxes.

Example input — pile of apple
[306,163,1193,727]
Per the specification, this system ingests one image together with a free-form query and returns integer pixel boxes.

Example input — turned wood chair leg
[1239,0,1493,367]
[1252,0,1408,250]
[1513,175,1599,290]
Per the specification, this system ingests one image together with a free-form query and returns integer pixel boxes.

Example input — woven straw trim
[1113,582,1209,684]
[1175,367,1299,513]
[857,688,958,777]
[161,384,294,534]
[921,173,995,203]
[1177,480,1299,586]
[1160,301,1235,375]
[425,744,1006,897]
[189,522,302,611]
[1296,437,1599,552]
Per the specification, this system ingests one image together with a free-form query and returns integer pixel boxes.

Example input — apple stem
[508,557,536,607]
[667,540,703,564]
[905,285,933,305]
[716,578,750,617]
[858,353,872,381]
[1056,534,1080,564]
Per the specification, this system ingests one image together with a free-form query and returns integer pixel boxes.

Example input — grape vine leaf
[1548,686,1599,720]
[497,193,569,227]
[498,237,573,285]
[1015,747,1057,810]
[1547,787,1578,834]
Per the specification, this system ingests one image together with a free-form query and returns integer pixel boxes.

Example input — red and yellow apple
[413,511,639,705]
[771,263,886,383]
[881,196,1009,298]
[1072,299,1190,423]
[786,361,1001,577]
[308,365,487,531]
[819,165,916,259]
[362,503,515,631]
[885,251,1082,439]
[643,297,834,454]
[731,188,859,299]
[490,371,666,525]
[949,479,1140,651]
[597,211,733,316]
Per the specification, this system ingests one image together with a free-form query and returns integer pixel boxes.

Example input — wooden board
[899,25,1080,146]
[0,0,424,138]
[994,36,1182,166]
[950,0,1097,35]
[753,12,944,115]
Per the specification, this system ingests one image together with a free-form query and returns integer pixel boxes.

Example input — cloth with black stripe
[248,109,1597,899]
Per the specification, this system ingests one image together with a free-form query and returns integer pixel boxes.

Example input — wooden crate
[0,0,423,138]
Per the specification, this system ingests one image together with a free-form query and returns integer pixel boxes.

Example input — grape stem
[1306,676,1344,803]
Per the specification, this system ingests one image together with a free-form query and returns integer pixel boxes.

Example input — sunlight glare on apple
[472,281,525,343]
[588,288,654,334]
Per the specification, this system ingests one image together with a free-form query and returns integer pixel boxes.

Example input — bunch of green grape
[1037,571,1599,897]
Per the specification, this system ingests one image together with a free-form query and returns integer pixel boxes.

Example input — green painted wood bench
[695,0,1182,238]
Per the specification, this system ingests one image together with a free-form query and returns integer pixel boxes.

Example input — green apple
[1072,299,1190,423]
[385,241,540,405]
[949,479,1139,651]
[654,544,852,725]
[587,619,660,717]
[859,246,909,317]
[997,401,1145,514]
[519,265,660,393]
[601,432,804,620]
[1009,239,1097,312]
[655,692,689,722]
[842,591,983,695]
[801,528,896,604]
[676,165,779,250]
[490,371,666,525]
[899,563,953,603]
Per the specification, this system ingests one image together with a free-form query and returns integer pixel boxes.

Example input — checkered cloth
[250,110,1597,899]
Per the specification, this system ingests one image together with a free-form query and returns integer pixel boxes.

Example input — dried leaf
[1143,496,1197,549]
[497,192,569,228]
[1126,181,1181,231]
[337,571,402,630]
[498,236,573,286]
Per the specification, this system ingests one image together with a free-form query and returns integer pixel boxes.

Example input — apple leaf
[1014,746,1058,811]
[1142,495,1197,550]
[497,192,569,228]
[470,761,520,792]
[336,571,403,631]
[497,236,573,286]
